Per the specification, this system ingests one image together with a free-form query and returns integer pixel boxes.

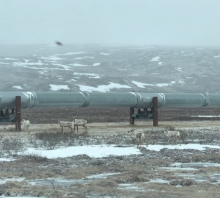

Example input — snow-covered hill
[1,44,220,93]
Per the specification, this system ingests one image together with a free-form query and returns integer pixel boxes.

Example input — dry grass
[20,152,48,163]
[192,154,220,163]
[0,137,24,156]
[0,122,220,197]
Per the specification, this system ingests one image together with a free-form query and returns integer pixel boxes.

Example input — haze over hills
[0,44,220,93]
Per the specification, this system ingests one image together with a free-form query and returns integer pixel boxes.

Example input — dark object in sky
[56,41,63,46]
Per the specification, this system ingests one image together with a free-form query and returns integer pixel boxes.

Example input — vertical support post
[152,97,158,127]
[129,107,134,125]
[15,96,21,131]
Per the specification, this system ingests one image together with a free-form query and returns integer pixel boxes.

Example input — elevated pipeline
[0,91,220,110]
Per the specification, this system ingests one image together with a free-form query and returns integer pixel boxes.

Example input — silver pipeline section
[0,91,220,110]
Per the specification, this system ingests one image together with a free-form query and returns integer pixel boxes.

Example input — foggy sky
[1,0,220,46]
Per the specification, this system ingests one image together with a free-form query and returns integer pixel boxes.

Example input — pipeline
[0,91,220,110]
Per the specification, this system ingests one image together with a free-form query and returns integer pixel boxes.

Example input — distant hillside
[0,45,220,93]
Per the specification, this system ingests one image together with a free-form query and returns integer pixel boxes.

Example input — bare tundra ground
[1,108,220,197]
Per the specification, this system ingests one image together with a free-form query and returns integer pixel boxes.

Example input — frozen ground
[1,121,220,197]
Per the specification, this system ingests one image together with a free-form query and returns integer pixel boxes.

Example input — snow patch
[150,56,160,61]
[87,172,120,179]
[52,63,73,70]
[0,157,16,162]
[118,183,144,191]
[49,84,70,91]
[132,81,153,88]
[74,56,94,60]
[131,81,178,88]
[132,80,179,88]
[4,57,18,60]
[156,83,170,87]
[13,85,23,90]
[41,56,63,61]
[191,115,220,118]
[22,145,141,158]
[74,72,101,79]
[160,167,197,171]
[171,162,220,168]
[0,178,25,185]
[149,179,170,183]
[69,63,87,67]
[56,52,87,56]
[100,52,110,55]
[93,63,101,66]
[78,82,131,92]
[13,62,46,66]
[175,67,183,72]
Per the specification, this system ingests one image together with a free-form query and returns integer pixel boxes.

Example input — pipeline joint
[202,93,210,107]
[81,92,90,107]
[22,92,38,108]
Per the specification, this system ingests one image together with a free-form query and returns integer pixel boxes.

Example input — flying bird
[56,41,63,46]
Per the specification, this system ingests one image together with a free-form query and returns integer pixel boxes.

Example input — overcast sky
[1,0,220,46]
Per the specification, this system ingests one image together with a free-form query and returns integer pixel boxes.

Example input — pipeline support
[129,107,134,125]
[15,96,21,131]
[153,97,158,127]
